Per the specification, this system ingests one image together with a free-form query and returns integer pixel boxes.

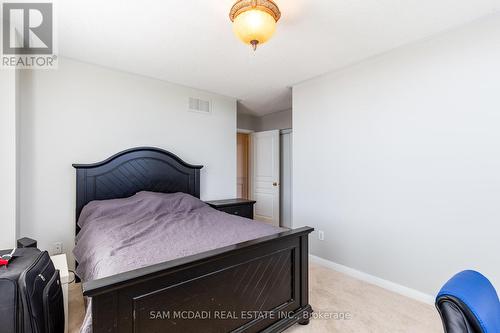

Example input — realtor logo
[1,2,57,68]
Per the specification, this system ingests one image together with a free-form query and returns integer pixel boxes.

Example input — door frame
[280,128,292,229]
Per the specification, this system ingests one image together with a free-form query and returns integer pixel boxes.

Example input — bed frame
[73,147,313,333]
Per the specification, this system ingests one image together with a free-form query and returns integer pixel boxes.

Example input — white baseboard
[309,255,435,305]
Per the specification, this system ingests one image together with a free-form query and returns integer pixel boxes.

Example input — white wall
[237,111,259,131]
[19,58,237,260]
[237,109,292,132]
[0,70,18,249]
[259,109,292,132]
[293,14,500,296]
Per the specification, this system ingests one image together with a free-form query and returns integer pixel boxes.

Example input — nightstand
[51,254,69,333]
[205,199,256,219]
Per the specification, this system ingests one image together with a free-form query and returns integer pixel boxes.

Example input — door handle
[273,182,279,187]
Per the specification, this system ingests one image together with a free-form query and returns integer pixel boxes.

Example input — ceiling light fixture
[229,0,281,51]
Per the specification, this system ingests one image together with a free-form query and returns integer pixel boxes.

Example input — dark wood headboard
[72,147,203,235]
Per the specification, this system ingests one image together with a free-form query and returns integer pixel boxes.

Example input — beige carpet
[68,263,442,333]
[69,282,86,333]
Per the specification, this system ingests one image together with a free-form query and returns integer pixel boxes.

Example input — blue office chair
[436,270,500,333]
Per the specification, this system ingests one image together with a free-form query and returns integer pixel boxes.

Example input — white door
[250,130,280,226]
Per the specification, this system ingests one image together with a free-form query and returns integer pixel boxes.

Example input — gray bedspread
[73,191,283,332]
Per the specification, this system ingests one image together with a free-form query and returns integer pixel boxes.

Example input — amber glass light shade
[230,0,281,50]
[233,9,277,50]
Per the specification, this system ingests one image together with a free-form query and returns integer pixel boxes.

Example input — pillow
[78,191,207,229]
[134,191,207,213]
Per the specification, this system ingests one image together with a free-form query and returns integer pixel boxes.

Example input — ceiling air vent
[188,97,211,114]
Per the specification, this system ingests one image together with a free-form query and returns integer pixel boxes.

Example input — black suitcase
[0,248,64,333]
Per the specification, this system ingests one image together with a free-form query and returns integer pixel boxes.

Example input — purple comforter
[73,191,283,332]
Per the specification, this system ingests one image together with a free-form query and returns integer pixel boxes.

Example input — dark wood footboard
[83,227,313,333]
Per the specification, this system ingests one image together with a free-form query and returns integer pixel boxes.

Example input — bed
[73,147,313,333]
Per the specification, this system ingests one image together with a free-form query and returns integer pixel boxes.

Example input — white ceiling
[59,0,500,115]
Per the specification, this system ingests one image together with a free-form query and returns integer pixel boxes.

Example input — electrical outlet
[52,242,63,255]
[318,230,325,241]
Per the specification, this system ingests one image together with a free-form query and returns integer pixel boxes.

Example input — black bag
[0,248,64,333]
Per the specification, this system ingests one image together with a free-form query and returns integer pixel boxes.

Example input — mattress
[73,191,283,333]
